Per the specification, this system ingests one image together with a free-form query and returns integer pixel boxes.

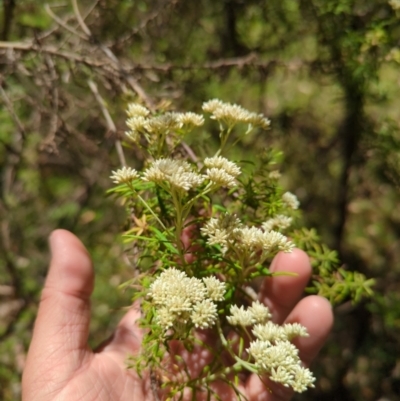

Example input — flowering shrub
[109,100,374,399]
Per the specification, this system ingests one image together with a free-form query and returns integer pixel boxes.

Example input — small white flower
[125,115,147,143]
[126,116,147,134]
[262,215,292,232]
[269,366,294,387]
[201,214,243,252]
[205,228,230,248]
[253,341,298,371]
[125,130,140,143]
[143,158,203,191]
[190,299,218,329]
[259,230,295,253]
[149,268,222,332]
[245,112,271,130]
[268,170,281,180]
[204,156,241,177]
[389,0,400,10]
[227,305,254,326]
[211,103,251,127]
[247,339,270,365]
[126,116,147,129]
[282,323,309,340]
[202,99,225,113]
[202,99,270,129]
[202,277,226,301]
[176,112,205,127]
[126,103,150,118]
[252,322,287,342]
[144,113,182,133]
[239,226,263,248]
[248,301,272,324]
[242,307,314,392]
[291,365,316,392]
[282,191,300,210]
[110,166,139,184]
[204,168,237,188]
[156,307,175,329]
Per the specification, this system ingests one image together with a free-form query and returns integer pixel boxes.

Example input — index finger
[259,249,312,324]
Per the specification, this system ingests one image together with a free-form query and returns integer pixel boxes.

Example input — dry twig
[88,79,126,166]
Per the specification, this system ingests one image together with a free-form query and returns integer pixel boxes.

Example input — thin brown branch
[0,41,283,74]
[61,2,158,110]
[40,55,60,153]
[44,4,88,41]
[109,0,174,47]
[83,0,101,21]
[0,78,26,139]
[127,54,278,72]
[88,79,126,167]
[150,369,162,401]
[72,0,92,37]
[0,41,104,66]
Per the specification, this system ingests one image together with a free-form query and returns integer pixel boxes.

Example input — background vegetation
[1,0,400,399]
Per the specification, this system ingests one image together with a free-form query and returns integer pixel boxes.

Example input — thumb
[23,229,94,387]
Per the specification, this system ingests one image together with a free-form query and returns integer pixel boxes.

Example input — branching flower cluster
[148,268,225,331]
[201,213,294,256]
[203,99,270,129]
[227,302,315,392]
[109,99,374,399]
[125,104,204,157]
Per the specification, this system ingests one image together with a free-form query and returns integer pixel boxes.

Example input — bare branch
[88,79,126,167]
[0,79,26,139]
[71,0,92,37]
[40,55,60,154]
[109,0,174,47]
[69,0,156,109]
[44,4,88,41]
[83,0,101,21]
[0,41,282,76]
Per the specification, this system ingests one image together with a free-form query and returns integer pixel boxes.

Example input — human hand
[22,229,333,401]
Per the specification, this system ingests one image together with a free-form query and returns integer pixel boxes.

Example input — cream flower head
[148,268,225,332]
[143,158,204,191]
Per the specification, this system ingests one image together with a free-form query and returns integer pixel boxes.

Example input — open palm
[22,230,333,401]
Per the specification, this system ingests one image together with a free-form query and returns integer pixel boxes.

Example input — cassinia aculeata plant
[109,99,374,399]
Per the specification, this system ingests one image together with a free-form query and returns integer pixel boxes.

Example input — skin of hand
[22,229,334,401]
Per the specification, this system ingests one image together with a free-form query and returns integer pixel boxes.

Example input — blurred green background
[1,0,400,399]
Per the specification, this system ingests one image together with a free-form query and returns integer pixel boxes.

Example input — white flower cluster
[227,303,314,393]
[204,156,241,188]
[282,191,300,210]
[176,112,205,127]
[126,103,150,118]
[143,158,204,191]
[227,301,272,326]
[268,170,281,180]
[111,156,242,192]
[110,166,139,184]
[201,213,294,254]
[125,103,204,143]
[202,99,270,129]
[389,0,400,10]
[262,214,292,232]
[200,213,242,253]
[148,268,226,331]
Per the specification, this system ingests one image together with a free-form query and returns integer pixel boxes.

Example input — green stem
[215,320,258,372]
[216,126,234,156]
[224,126,254,154]
[128,184,167,230]
[171,189,185,262]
